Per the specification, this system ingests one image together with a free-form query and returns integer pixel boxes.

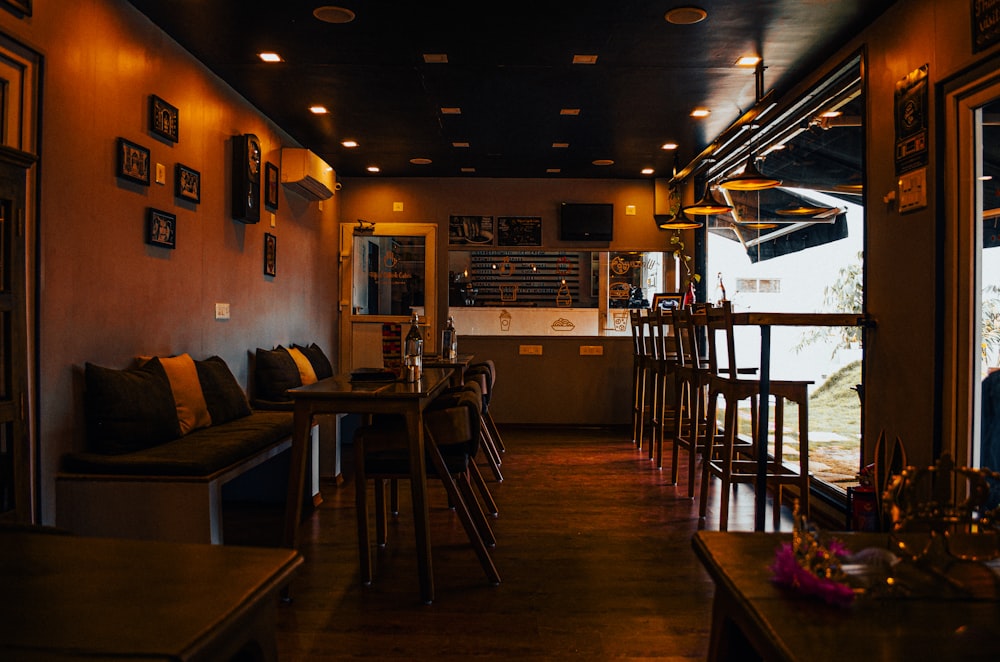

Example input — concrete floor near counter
[460,336,633,426]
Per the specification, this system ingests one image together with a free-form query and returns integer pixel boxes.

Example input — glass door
[338,223,437,373]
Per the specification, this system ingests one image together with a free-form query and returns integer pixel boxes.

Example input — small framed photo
[175,164,201,203]
[265,161,279,210]
[652,292,683,311]
[264,232,277,276]
[116,137,150,186]
[146,208,176,249]
[149,95,179,142]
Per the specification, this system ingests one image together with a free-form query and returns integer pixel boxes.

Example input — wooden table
[730,312,869,530]
[693,531,1000,661]
[283,368,454,604]
[0,529,301,661]
[423,352,474,386]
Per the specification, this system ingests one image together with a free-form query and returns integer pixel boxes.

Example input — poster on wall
[497,216,542,246]
[448,215,495,246]
[973,0,1000,52]
[894,64,929,176]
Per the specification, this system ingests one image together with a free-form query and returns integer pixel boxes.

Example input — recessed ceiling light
[690,108,711,118]
[661,142,678,150]
[641,168,655,175]
[313,6,356,24]
[592,159,614,166]
[572,54,598,64]
[560,108,581,116]
[410,158,432,165]
[366,165,380,173]
[341,140,358,148]
[552,142,569,149]
[423,53,448,63]
[258,52,283,63]
[665,6,708,25]
[309,105,329,114]
[440,107,462,115]
[452,141,470,148]
[736,55,761,67]
[546,168,561,174]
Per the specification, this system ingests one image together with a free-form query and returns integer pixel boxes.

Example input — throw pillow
[155,353,212,434]
[287,346,318,385]
[84,360,182,454]
[195,356,252,425]
[294,343,334,380]
[254,346,301,402]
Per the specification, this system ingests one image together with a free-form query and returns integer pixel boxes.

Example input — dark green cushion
[84,360,182,454]
[195,356,251,424]
[62,410,293,476]
[254,346,301,402]
[294,343,333,380]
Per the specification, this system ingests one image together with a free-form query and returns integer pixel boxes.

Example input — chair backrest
[671,306,702,370]
[704,301,739,378]
[424,379,483,452]
[629,309,645,358]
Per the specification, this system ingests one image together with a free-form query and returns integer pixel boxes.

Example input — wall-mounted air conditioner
[280,147,337,200]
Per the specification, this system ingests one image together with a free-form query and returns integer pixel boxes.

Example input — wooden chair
[353,380,501,588]
[699,301,813,530]
[629,309,656,450]
[665,305,713,494]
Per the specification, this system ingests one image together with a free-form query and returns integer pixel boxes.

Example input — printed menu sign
[497,216,542,246]
[973,0,1000,52]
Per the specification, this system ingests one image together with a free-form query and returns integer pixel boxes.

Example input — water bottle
[403,312,423,382]
[441,316,458,361]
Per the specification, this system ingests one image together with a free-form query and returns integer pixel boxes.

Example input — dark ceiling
[125,1,896,180]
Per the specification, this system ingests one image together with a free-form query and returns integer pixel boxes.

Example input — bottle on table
[441,316,458,361]
[404,312,423,382]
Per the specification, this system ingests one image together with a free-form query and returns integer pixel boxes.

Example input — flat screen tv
[559,203,614,241]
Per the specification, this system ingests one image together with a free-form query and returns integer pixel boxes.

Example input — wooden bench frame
[56,426,318,544]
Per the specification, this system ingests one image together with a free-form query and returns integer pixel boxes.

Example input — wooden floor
[258,425,791,660]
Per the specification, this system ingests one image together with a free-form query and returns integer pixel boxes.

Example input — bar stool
[666,305,712,494]
[353,380,501,588]
[465,362,504,482]
[629,309,655,450]
[468,360,505,455]
[699,301,814,531]
[648,307,679,464]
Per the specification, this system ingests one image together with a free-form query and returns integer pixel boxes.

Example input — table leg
[283,403,314,550]
[405,408,435,604]
[755,325,772,532]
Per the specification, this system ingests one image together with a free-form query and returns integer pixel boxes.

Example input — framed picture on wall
[146,208,176,249]
[0,1,31,18]
[175,164,201,203]
[265,162,279,210]
[116,137,150,186]
[264,232,277,276]
[149,95,179,143]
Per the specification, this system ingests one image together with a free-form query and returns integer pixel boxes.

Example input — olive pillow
[84,360,182,454]
[254,346,301,402]
[195,355,252,424]
[294,343,334,380]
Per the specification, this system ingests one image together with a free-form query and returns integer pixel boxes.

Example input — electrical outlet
[579,345,604,356]
[519,344,543,355]
[215,303,230,320]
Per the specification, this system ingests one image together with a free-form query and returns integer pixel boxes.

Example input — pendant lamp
[658,209,703,230]
[720,153,781,190]
[683,182,733,215]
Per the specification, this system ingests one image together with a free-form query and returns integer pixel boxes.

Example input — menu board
[497,216,542,246]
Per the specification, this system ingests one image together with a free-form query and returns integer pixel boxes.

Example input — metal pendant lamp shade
[683,183,733,215]
[658,210,703,230]
[720,154,782,190]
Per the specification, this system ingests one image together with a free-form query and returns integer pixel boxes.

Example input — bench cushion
[62,410,293,477]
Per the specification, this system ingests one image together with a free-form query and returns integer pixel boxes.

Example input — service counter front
[451,308,634,426]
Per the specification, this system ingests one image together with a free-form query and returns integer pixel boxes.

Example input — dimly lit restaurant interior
[4,1,1000,660]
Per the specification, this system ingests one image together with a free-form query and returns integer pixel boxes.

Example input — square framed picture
[146,208,176,249]
[264,232,277,276]
[150,95,179,142]
[116,137,150,186]
[175,164,200,203]
[651,292,683,311]
[265,161,279,210]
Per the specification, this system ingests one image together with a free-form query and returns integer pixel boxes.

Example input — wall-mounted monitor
[559,203,613,241]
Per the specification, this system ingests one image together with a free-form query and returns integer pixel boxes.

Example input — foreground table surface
[692,531,1000,662]
[0,530,302,661]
